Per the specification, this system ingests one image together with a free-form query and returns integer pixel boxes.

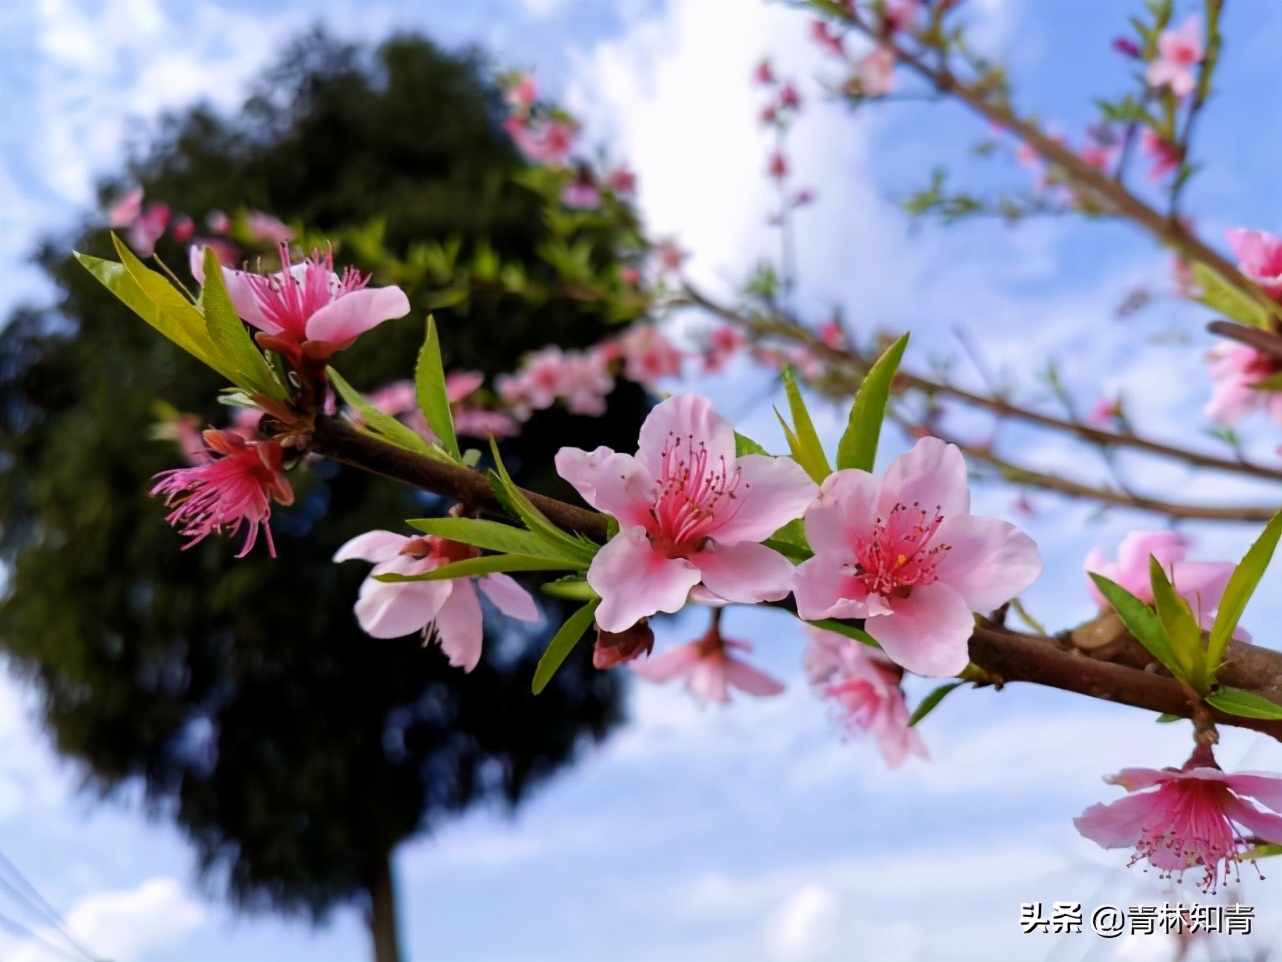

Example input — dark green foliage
[0,30,645,924]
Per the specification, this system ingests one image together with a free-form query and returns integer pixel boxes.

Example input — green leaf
[1205,686,1282,720]
[1155,713,1183,723]
[540,579,599,601]
[908,681,965,727]
[198,246,286,399]
[782,367,832,482]
[1088,573,1181,677]
[406,517,591,566]
[807,619,880,648]
[836,333,910,472]
[1207,512,1282,676]
[734,431,770,458]
[1240,842,1282,861]
[1191,262,1275,330]
[487,439,599,563]
[414,315,461,461]
[327,366,447,459]
[374,554,582,583]
[532,599,600,694]
[763,518,812,562]
[1148,556,1204,686]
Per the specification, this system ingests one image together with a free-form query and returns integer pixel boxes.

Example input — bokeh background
[2,1,1282,960]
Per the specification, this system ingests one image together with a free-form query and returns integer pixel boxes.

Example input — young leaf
[1155,713,1183,723]
[836,333,910,472]
[488,439,599,564]
[763,518,812,562]
[327,367,448,459]
[532,598,601,694]
[540,579,599,602]
[1205,686,1282,721]
[1207,512,1282,676]
[908,681,965,727]
[406,517,592,566]
[1147,556,1204,687]
[1088,573,1182,678]
[414,315,461,461]
[807,618,880,648]
[374,554,582,583]
[782,367,832,482]
[198,246,287,400]
[734,431,770,458]
[1191,262,1276,330]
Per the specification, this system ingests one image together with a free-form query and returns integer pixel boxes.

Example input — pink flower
[504,74,537,113]
[150,429,294,558]
[655,240,688,276]
[1079,135,1118,173]
[1145,16,1204,99]
[171,215,196,243]
[884,0,920,33]
[754,59,775,86]
[334,531,538,671]
[1204,342,1282,428]
[857,45,896,96]
[503,117,575,168]
[1225,228,1282,300]
[1087,395,1121,426]
[631,622,784,704]
[106,187,143,227]
[701,325,745,374]
[1140,128,1182,182]
[606,165,637,196]
[1075,761,1282,892]
[759,104,779,126]
[804,627,926,767]
[562,167,600,209]
[615,324,684,390]
[620,266,642,286]
[1083,531,1238,633]
[766,150,788,181]
[496,347,615,418]
[818,318,844,348]
[778,81,801,111]
[793,437,1042,677]
[556,395,818,632]
[127,204,170,257]
[810,20,846,58]
[207,210,231,234]
[245,211,295,245]
[793,188,815,207]
[191,242,410,367]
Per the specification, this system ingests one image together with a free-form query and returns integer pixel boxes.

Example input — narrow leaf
[539,579,599,602]
[807,619,880,648]
[1192,262,1276,330]
[198,247,287,399]
[1147,556,1204,686]
[1155,713,1183,723]
[327,367,447,459]
[532,599,600,694]
[1089,573,1181,678]
[374,554,581,583]
[488,439,598,563]
[783,367,832,482]
[908,681,965,727]
[415,315,461,461]
[406,517,591,565]
[836,333,910,472]
[1205,686,1282,720]
[1208,512,1282,675]
[734,431,769,458]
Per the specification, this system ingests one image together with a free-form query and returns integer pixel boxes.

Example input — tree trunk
[367,851,403,962]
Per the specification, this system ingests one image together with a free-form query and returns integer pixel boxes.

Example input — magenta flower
[1145,16,1204,98]
[150,429,294,558]
[192,242,409,367]
[606,165,637,196]
[804,627,926,767]
[753,59,775,86]
[1084,531,1239,635]
[556,395,817,632]
[106,187,143,228]
[1204,342,1282,428]
[778,81,801,111]
[809,20,846,59]
[631,622,784,704]
[1087,395,1121,426]
[127,203,171,257]
[766,150,789,181]
[1111,36,1142,59]
[1225,228,1282,300]
[793,438,1041,677]
[1075,762,1282,892]
[701,326,745,374]
[334,531,538,671]
[1140,128,1182,182]
[171,215,196,243]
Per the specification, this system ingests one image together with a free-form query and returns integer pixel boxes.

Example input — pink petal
[933,514,1041,610]
[1106,766,1172,792]
[305,286,411,344]
[803,469,880,561]
[722,655,785,697]
[692,540,796,604]
[354,558,452,639]
[1223,796,1282,845]
[588,526,702,632]
[553,447,655,529]
[432,579,485,671]
[1168,560,1234,621]
[1116,531,1187,576]
[631,642,702,683]
[868,583,974,677]
[334,530,411,564]
[793,557,869,621]
[634,395,736,485]
[880,437,970,518]
[477,573,539,621]
[1145,60,1178,89]
[687,659,730,703]
[709,454,817,544]
[444,370,486,403]
[1074,793,1156,849]
[1222,772,1282,812]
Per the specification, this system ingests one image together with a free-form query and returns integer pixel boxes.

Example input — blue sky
[2,1,1282,960]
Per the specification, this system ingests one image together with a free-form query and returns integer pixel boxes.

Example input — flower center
[853,501,949,597]
[1133,781,1243,893]
[649,433,744,554]
[245,243,369,339]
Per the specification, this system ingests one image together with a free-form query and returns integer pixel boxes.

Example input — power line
[0,851,103,962]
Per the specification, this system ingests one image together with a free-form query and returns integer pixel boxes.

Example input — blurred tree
[0,30,650,962]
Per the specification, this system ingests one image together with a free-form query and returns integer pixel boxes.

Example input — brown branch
[305,414,1282,741]
[1208,320,1282,363]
